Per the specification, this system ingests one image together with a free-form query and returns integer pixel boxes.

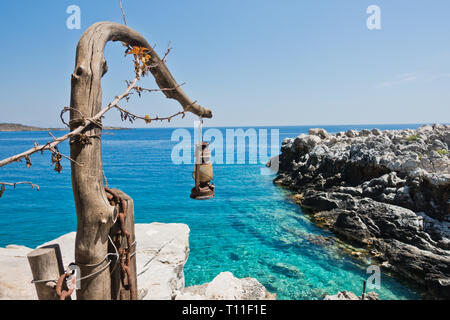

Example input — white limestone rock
[323,290,379,300]
[0,245,35,300]
[176,272,276,300]
[0,223,190,300]
[0,223,274,301]
[135,223,190,300]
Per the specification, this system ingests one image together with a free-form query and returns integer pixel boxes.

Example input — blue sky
[0,0,449,127]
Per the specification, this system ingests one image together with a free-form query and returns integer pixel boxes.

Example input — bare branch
[133,82,185,96]
[0,74,202,168]
[114,103,186,123]
[0,181,40,197]
[0,26,212,169]
[159,43,172,64]
[49,146,83,167]
[119,0,127,25]
[128,43,172,71]
[0,75,139,168]
[48,132,57,140]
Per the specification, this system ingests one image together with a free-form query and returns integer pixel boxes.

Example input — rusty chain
[105,187,136,300]
[39,188,134,301]
[55,271,75,300]
[37,187,135,300]
[49,236,116,300]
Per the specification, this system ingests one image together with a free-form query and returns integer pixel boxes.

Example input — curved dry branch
[0,77,136,168]
[0,22,213,299]
[72,22,212,119]
[0,76,188,168]
[69,21,214,300]
[0,22,212,169]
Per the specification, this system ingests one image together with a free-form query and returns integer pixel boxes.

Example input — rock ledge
[0,223,273,300]
[274,124,450,299]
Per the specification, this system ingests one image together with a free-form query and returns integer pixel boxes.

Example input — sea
[0,124,427,299]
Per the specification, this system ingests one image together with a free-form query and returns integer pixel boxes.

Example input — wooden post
[27,244,67,300]
[69,22,211,299]
[109,189,137,300]
[69,22,154,300]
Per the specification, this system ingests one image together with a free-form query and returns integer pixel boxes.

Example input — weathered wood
[27,244,66,300]
[0,22,212,169]
[70,21,212,300]
[109,189,137,300]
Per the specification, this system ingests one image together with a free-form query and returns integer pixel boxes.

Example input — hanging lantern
[190,142,215,200]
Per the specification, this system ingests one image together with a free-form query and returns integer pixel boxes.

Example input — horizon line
[2,122,448,133]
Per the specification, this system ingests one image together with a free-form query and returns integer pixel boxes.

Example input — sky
[0,0,449,128]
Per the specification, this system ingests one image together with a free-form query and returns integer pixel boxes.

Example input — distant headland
[0,123,129,132]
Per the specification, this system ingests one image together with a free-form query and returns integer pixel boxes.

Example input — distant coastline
[0,123,130,132]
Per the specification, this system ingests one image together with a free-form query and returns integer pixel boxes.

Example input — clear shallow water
[0,124,426,299]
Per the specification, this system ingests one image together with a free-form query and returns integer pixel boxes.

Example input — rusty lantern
[190,142,215,200]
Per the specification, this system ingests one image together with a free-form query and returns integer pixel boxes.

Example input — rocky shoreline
[273,124,450,299]
[0,223,274,300]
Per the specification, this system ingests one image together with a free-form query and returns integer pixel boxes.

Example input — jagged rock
[292,134,322,154]
[175,272,276,300]
[308,128,329,139]
[301,193,339,211]
[345,130,358,138]
[275,124,450,299]
[371,128,382,136]
[323,290,379,300]
[374,239,450,299]
[333,209,373,244]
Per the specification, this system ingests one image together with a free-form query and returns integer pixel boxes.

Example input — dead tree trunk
[70,22,212,300]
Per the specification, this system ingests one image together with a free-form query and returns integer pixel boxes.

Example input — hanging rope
[198,116,203,144]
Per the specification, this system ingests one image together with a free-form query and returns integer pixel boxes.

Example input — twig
[0,43,211,168]
[48,132,57,140]
[144,44,172,69]
[115,104,186,123]
[0,181,40,197]
[133,82,185,95]
[0,182,39,189]
[119,0,127,25]
[48,146,83,167]
[160,43,171,64]
[0,75,139,168]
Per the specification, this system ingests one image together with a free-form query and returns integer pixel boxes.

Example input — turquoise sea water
[0,124,426,299]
